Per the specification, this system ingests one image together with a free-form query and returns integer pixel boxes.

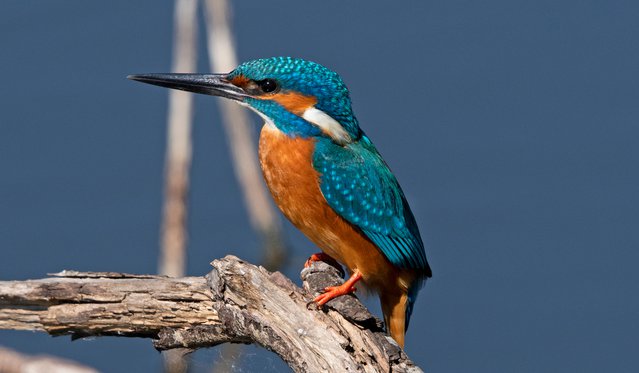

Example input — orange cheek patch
[271,92,317,115]
[229,75,250,88]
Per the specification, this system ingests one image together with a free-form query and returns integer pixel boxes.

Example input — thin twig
[159,0,199,279]
[202,1,289,369]
[203,0,288,272]
[161,0,199,371]
[0,346,98,373]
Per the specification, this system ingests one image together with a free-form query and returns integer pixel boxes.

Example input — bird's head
[129,57,360,145]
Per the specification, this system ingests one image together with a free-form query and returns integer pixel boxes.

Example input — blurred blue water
[1,1,638,372]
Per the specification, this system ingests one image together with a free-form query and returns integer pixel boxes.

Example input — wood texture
[0,256,423,373]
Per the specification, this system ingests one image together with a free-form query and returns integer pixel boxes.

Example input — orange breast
[258,125,417,293]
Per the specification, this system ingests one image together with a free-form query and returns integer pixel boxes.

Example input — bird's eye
[257,79,279,94]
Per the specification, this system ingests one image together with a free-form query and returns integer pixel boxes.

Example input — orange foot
[313,271,362,306]
[304,252,340,268]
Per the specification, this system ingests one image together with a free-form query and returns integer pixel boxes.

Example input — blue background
[1,1,638,372]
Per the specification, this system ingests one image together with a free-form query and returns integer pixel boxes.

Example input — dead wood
[0,256,422,372]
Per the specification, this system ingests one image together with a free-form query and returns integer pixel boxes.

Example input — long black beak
[127,73,248,101]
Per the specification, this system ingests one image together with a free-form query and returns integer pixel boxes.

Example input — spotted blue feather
[313,136,432,275]
[229,57,361,139]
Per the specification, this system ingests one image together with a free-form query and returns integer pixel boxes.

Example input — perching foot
[313,271,362,306]
[304,252,340,268]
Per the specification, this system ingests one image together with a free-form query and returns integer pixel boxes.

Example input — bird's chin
[238,103,277,129]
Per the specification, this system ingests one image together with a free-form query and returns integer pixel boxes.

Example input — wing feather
[313,136,431,275]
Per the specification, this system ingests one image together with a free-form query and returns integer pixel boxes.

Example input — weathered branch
[0,256,422,372]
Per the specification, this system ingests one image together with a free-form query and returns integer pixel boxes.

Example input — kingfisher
[129,57,432,348]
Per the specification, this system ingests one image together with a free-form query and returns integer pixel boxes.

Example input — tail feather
[381,279,425,348]
[380,291,409,348]
[405,278,423,330]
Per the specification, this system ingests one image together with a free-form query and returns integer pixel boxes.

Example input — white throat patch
[302,107,352,145]
[239,101,277,129]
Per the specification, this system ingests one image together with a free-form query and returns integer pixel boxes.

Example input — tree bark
[0,256,422,373]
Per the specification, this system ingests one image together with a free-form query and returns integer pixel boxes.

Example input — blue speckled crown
[228,57,360,139]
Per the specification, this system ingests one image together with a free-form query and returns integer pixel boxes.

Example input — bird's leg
[304,252,340,268]
[314,270,362,306]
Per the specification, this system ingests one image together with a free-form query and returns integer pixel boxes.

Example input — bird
[129,57,432,348]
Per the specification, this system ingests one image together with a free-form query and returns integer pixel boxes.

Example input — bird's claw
[304,252,340,268]
[306,300,319,310]
[313,284,357,306]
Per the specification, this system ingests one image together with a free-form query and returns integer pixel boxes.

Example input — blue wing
[312,135,431,275]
